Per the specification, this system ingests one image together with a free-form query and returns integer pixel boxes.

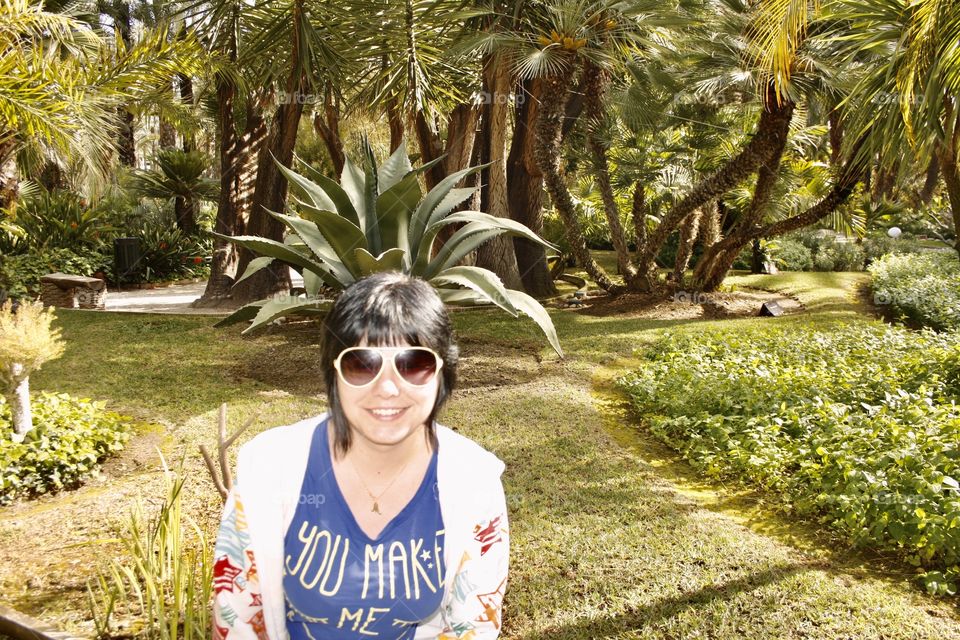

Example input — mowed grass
[4,269,960,638]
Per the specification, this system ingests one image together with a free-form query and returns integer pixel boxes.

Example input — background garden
[1,0,959,637]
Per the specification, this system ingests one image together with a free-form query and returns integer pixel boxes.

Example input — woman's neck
[331,421,431,474]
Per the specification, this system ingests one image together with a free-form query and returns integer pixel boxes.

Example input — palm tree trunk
[937,99,960,258]
[584,61,639,287]
[387,95,405,154]
[508,79,556,297]
[634,89,795,289]
[0,145,17,210]
[699,200,721,247]
[534,70,622,294]
[111,0,137,166]
[756,166,862,238]
[174,196,197,235]
[692,100,793,291]
[672,209,702,284]
[179,73,195,152]
[631,183,647,251]
[314,86,345,178]
[231,93,301,303]
[476,55,522,290]
[938,143,960,259]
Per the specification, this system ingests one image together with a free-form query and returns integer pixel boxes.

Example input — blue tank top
[283,419,446,639]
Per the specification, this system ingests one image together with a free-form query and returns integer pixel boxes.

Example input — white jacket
[212,414,509,640]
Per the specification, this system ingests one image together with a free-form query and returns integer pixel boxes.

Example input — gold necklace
[348,456,410,515]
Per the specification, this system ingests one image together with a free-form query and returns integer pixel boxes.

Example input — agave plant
[215,140,563,357]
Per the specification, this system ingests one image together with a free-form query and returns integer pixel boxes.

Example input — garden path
[103,270,304,314]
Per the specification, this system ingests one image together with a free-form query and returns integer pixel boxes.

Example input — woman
[212,272,509,640]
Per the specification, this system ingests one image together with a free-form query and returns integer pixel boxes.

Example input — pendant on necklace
[371,501,381,514]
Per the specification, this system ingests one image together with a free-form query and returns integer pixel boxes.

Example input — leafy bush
[0,248,112,299]
[770,238,813,271]
[870,252,960,331]
[11,188,114,251]
[731,238,814,272]
[617,324,960,595]
[0,392,133,503]
[812,239,866,271]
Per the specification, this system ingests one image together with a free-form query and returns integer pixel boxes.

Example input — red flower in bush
[193,256,203,264]
[69,222,78,229]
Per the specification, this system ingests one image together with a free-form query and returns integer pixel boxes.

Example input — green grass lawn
[4,270,959,638]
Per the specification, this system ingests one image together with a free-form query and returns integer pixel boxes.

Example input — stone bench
[40,273,106,310]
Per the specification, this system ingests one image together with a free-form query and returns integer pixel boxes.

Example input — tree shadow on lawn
[515,561,812,640]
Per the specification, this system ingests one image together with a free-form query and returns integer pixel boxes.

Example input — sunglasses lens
[395,349,439,385]
[339,349,383,386]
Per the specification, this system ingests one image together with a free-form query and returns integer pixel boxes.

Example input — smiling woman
[211,272,510,640]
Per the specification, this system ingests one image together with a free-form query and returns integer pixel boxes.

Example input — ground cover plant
[2,272,960,639]
[869,252,960,331]
[617,324,960,595]
[0,392,133,503]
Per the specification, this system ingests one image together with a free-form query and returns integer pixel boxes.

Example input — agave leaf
[214,300,266,327]
[302,269,325,297]
[361,142,382,254]
[376,171,422,257]
[377,142,414,193]
[499,288,563,358]
[234,256,275,286]
[285,205,366,277]
[409,165,487,255]
[243,297,333,334]
[413,210,556,275]
[271,211,356,284]
[424,186,480,225]
[435,288,493,306]
[429,265,519,316]
[423,228,504,279]
[276,158,338,212]
[211,232,332,277]
[353,247,407,275]
[340,155,371,237]
[298,162,362,230]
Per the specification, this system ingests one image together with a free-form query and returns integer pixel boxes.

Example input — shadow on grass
[516,562,814,640]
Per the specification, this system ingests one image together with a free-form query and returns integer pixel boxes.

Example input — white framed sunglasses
[333,346,443,388]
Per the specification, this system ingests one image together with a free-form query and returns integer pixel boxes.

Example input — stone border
[0,604,83,640]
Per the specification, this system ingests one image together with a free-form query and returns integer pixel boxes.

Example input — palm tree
[128,149,220,233]
[512,0,666,294]
[189,0,344,304]
[0,0,111,204]
[836,0,960,258]
[0,0,205,205]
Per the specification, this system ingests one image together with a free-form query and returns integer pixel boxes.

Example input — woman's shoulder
[237,414,326,467]
[435,423,505,477]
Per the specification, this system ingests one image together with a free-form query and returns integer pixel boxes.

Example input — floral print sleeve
[212,488,269,640]
[439,489,510,639]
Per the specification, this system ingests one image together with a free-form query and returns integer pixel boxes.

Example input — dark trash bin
[114,237,142,285]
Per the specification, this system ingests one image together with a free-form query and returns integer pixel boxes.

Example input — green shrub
[0,392,133,503]
[770,238,813,271]
[870,252,960,331]
[12,188,115,251]
[812,239,866,271]
[616,324,960,595]
[0,248,112,299]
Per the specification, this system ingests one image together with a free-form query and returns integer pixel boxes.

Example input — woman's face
[336,341,441,450]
